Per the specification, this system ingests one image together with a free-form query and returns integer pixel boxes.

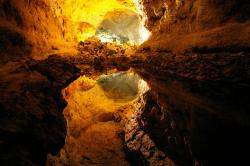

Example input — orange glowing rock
[50,0,150,43]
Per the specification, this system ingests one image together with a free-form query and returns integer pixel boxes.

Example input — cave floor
[46,75,137,166]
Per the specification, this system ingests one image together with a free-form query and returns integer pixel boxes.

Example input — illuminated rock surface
[47,73,150,166]
[0,0,148,60]
[96,9,150,44]
[0,0,250,166]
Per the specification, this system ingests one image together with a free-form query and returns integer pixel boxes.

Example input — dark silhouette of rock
[0,55,80,165]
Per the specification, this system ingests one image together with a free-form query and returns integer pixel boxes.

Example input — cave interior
[0,0,250,166]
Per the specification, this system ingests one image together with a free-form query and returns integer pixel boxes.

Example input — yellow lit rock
[51,0,139,42]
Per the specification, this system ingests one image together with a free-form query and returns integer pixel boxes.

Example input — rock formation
[0,56,80,165]
[0,0,250,165]
[131,0,250,165]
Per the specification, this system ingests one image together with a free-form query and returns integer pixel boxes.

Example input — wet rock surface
[0,56,80,165]
[0,36,136,166]
[124,91,202,166]
[124,92,177,166]
[46,73,140,166]
[130,1,250,165]
[0,0,249,165]
[131,44,250,165]
[138,74,250,166]
[0,36,249,166]
[132,49,250,165]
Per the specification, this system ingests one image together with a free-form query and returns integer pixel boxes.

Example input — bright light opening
[50,0,150,45]
[95,9,151,45]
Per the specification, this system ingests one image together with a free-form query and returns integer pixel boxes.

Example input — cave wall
[0,1,138,165]
[138,0,250,33]
[0,55,81,165]
[0,0,249,165]
[0,0,139,61]
[133,0,250,165]
[0,1,78,165]
[57,0,139,41]
[0,0,74,61]
[137,0,250,53]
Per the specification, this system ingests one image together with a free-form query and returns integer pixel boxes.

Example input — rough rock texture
[0,36,134,166]
[0,0,140,59]
[134,67,250,165]
[0,26,32,64]
[46,75,135,166]
[124,92,177,166]
[0,0,73,59]
[0,55,80,165]
[138,0,250,33]
[136,0,250,54]
[96,9,146,44]
[131,0,250,165]
[0,0,250,165]
[65,37,133,72]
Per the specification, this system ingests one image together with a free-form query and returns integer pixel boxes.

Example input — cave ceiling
[51,0,140,41]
